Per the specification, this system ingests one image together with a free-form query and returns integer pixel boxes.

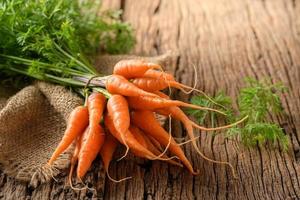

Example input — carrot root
[106,171,132,183]
[192,115,248,131]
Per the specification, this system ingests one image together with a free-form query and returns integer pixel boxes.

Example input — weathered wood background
[1,0,300,199]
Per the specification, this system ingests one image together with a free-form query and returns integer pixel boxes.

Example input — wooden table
[1,0,300,199]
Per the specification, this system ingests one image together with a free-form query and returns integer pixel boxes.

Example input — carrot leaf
[186,91,234,126]
[188,78,289,151]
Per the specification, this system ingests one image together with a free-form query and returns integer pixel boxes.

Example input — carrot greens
[188,78,289,151]
[0,0,135,86]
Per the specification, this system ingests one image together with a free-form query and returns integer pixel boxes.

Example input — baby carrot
[104,114,157,160]
[127,95,225,115]
[130,125,182,167]
[48,106,88,165]
[131,110,197,174]
[107,95,130,159]
[77,125,105,179]
[77,93,106,179]
[106,75,159,98]
[113,60,162,79]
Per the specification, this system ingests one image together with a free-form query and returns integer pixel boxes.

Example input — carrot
[155,106,235,171]
[154,91,247,132]
[99,131,131,182]
[99,132,118,172]
[129,126,148,147]
[48,106,89,165]
[127,95,226,115]
[153,91,239,177]
[147,135,164,152]
[132,77,200,92]
[113,60,162,79]
[77,93,106,179]
[77,125,105,179]
[130,125,182,167]
[142,69,175,81]
[131,110,197,174]
[132,77,170,92]
[104,114,158,160]
[106,75,159,98]
[87,92,106,127]
[107,95,131,160]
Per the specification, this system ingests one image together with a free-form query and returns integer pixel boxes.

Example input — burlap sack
[0,53,174,187]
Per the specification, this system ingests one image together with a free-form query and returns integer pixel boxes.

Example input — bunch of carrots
[47,60,246,186]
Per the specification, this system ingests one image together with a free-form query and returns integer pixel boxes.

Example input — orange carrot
[147,135,163,152]
[107,95,130,159]
[154,91,238,177]
[77,125,105,179]
[107,95,130,136]
[48,106,89,165]
[113,60,162,79]
[131,110,197,174]
[130,125,182,167]
[99,132,119,172]
[156,106,247,132]
[129,126,148,147]
[127,95,225,115]
[132,77,170,92]
[104,114,157,160]
[77,93,106,179]
[154,91,247,132]
[87,92,106,127]
[106,75,159,98]
[142,69,175,81]
[132,77,197,92]
[99,131,132,182]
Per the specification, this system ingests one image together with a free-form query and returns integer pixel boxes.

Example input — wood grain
[1,0,300,199]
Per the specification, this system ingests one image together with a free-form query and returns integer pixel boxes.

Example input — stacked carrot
[47,60,241,184]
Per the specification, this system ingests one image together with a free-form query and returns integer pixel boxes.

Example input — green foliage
[238,78,287,122]
[0,0,135,85]
[188,78,289,151]
[227,123,289,151]
[186,91,234,125]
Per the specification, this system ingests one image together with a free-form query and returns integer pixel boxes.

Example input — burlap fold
[0,53,173,187]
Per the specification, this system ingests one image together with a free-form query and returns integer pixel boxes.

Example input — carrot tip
[117,146,130,162]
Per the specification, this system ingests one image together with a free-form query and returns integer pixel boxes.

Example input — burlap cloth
[0,53,174,187]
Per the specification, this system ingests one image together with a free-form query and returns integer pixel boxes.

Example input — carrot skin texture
[113,60,162,79]
[142,69,175,81]
[132,77,169,92]
[87,92,106,127]
[132,77,185,92]
[131,110,196,174]
[154,91,202,162]
[107,95,130,136]
[77,125,105,179]
[127,95,223,115]
[106,75,158,98]
[99,132,119,172]
[130,125,182,167]
[77,93,106,179]
[126,95,195,110]
[156,106,198,151]
[104,114,157,160]
[48,106,89,165]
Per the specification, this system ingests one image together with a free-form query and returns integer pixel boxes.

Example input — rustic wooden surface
[1,0,300,199]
